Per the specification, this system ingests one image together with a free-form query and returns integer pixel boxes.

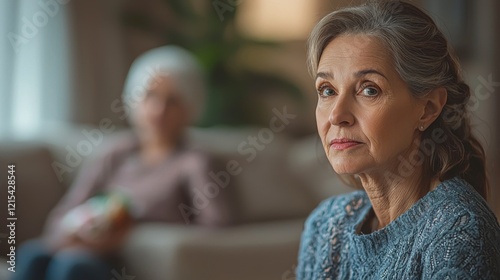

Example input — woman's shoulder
[94,130,139,159]
[419,178,500,278]
[305,190,369,230]
[298,190,370,274]
[77,130,138,169]
[419,178,500,258]
[431,178,499,229]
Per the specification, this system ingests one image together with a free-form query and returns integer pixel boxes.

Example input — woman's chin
[328,159,365,175]
[332,168,359,175]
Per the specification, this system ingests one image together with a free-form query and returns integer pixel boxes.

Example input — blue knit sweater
[296,177,500,279]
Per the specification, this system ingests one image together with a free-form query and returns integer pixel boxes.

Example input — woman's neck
[357,167,432,231]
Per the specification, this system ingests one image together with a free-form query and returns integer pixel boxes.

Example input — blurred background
[0,0,499,279]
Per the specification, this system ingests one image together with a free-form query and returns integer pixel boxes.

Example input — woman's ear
[419,87,447,126]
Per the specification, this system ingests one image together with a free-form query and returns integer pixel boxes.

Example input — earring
[419,125,425,131]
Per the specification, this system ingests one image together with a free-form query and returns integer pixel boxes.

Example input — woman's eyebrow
[316,69,388,82]
[315,71,334,81]
[355,69,388,80]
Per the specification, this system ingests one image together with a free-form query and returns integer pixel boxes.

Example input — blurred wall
[65,0,128,126]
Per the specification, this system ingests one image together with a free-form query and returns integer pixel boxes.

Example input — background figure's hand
[74,215,132,254]
[51,193,133,255]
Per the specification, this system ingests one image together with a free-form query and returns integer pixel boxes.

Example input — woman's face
[135,75,189,142]
[315,34,424,176]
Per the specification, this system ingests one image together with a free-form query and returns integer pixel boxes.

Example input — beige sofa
[0,125,350,280]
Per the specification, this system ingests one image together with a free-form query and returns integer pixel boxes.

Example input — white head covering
[122,45,206,122]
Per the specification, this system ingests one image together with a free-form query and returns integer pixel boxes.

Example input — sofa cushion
[122,219,304,280]
[187,127,317,223]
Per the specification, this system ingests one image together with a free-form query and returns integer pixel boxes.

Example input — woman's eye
[361,86,379,97]
[318,86,335,97]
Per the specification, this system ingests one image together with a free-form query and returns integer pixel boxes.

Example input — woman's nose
[328,93,354,126]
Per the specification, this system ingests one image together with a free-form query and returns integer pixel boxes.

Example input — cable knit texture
[296,177,500,279]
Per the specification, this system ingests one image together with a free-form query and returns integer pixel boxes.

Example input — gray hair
[122,45,206,122]
[307,0,488,198]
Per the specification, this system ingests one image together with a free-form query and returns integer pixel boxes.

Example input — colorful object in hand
[60,192,131,241]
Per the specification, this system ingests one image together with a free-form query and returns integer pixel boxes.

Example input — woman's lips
[330,138,362,150]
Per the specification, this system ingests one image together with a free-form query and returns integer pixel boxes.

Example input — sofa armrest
[121,219,305,280]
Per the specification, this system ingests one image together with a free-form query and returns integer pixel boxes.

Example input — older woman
[297,1,500,279]
[14,46,232,280]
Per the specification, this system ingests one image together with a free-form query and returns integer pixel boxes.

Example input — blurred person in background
[13,46,232,280]
[297,1,500,279]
